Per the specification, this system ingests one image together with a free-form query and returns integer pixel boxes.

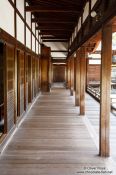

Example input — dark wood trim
[52,59,66,64]
[3,43,7,134]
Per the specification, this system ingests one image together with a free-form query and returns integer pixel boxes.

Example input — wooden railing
[87,85,100,101]
[87,85,116,113]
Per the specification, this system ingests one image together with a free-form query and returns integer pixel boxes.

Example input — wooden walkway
[0,87,116,175]
[85,93,116,162]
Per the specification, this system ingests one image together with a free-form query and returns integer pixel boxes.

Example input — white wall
[32,23,35,34]
[26,10,31,49]
[17,15,24,44]
[44,42,68,51]
[32,35,35,52]
[78,17,81,31]
[36,40,38,54]
[89,60,101,64]
[0,0,38,54]
[83,2,89,22]
[0,0,14,37]
[43,42,68,58]
[26,27,31,49]
[16,0,24,18]
[91,0,97,9]
[26,12,31,27]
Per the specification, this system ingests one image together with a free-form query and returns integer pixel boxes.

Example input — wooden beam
[43,39,68,42]
[32,19,76,24]
[37,27,72,31]
[75,51,80,106]
[25,6,80,13]
[51,50,68,53]
[52,59,66,64]
[80,47,86,115]
[99,24,112,157]
[41,37,68,40]
[32,18,77,23]
[39,31,70,35]
[52,57,66,59]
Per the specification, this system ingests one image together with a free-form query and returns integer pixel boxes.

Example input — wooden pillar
[75,51,80,106]
[41,46,51,92]
[80,47,86,115]
[67,58,71,89]
[70,57,74,96]
[99,24,112,157]
[65,63,68,89]
[86,58,89,91]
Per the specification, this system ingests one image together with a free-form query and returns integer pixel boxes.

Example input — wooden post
[70,57,74,96]
[75,51,80,106]
[100,24,112,157]
[86,58,89,91]
[80,47,86,115]
[67,58,71,89]
[41,46,51,92]
[65,63,68,89]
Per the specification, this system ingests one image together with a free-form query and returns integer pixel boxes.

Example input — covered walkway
[0,86,115,174]
[85,94,116,162]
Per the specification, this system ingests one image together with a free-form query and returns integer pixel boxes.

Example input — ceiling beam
[26,6,80,13]
[43,39,68,42]
[38,21,74,29]
[51,50,68,52]
[41,37,68,39]
[52,59,66,63]
[32,18,76,24]
[36,27,72,31]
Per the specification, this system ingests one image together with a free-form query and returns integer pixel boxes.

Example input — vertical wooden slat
[20,51,25,115]
[75,51,80,106]
[4,44,15,131]
[80,47,86,115]
[28,55,32,103]
[17,50,20,117]
[100,24,112,157]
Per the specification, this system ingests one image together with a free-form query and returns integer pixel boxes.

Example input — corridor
[0,86,115,175]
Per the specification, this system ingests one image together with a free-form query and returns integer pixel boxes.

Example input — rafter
[26,6,80,13]
[43,39,68,42]
[32,18,76,24]
[37,28,72,31]
[41,36,68,39]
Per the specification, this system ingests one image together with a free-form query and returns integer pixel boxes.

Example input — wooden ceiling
[26,0,86,42]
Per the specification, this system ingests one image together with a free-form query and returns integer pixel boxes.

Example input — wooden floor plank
[0,87,116,175]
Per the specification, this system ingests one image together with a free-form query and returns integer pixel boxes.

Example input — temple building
[0,0,116,174]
